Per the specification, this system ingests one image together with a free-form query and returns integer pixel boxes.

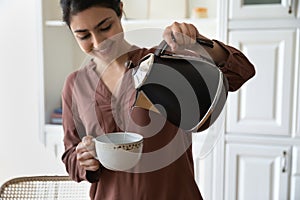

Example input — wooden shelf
[45,18,217,27]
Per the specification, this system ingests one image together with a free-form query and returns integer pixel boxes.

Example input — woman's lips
[94,40,114,56]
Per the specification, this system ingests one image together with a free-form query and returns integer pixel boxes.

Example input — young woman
[60,0,255,199]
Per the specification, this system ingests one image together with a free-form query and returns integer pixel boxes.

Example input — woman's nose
[91,33,104,50]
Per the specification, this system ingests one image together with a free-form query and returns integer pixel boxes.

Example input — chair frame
[0,175,90,199]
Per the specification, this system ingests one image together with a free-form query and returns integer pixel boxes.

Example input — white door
[225,143,291,200]
[229,0,297,19]
[226,29,296,136]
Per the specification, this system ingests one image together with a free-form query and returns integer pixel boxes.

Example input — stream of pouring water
[122,106,134,143]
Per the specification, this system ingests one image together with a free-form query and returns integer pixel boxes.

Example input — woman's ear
[118,2,124,18]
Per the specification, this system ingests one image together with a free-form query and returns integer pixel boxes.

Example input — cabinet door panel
[229,0,296,19]
[227,29,296,136]
[225,143,291,200]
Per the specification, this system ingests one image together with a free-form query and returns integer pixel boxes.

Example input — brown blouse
[61,41,255,200]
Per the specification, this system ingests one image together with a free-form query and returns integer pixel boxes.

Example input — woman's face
[70,6,124,60]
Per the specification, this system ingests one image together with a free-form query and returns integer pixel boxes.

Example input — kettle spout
[133,91,161,114]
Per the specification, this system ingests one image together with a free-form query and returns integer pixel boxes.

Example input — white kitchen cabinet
[229,0,297,19]
[226,29,296,136]
[219,0,300,199]
[225,143,291,200]
[224,28,299,200]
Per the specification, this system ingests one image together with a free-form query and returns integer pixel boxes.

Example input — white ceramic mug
[93,132,143,171]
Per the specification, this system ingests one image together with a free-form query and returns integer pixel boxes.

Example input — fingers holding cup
[76,136,100,171]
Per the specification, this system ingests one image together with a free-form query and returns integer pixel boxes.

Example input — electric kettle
[132,39,228,132]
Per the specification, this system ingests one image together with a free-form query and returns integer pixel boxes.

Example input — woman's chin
[92,48,112,61]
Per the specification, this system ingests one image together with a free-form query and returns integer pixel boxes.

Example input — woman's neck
[93,40,132,75]
[94,45,132,95]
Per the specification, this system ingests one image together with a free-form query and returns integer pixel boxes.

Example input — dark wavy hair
[60,0,122,27]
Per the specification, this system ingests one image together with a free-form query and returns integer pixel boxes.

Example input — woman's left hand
[163,22,200,51]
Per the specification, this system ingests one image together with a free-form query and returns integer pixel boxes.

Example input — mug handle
[91,138,99,160]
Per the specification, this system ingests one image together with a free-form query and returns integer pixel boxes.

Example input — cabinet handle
[281,151,287,173]
[288,0,294,14]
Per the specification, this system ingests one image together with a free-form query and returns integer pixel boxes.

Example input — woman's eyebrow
[94,17,111,29]
[73,17,112,33]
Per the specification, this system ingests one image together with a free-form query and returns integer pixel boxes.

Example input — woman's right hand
[76,135,100,171]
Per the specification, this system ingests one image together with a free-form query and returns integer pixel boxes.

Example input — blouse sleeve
[61,72,101,183]
[213,40,255,91]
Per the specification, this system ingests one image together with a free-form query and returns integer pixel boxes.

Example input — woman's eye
[78,34,90,40]
[100,24,112,32]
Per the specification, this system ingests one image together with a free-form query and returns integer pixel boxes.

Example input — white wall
[0,0,65,185]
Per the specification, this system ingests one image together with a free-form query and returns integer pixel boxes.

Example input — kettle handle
[154,37,214,57]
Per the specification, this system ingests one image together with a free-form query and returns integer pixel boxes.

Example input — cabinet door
[229,0,297,19]
[227,29,296,136]
[225,143,291,200]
